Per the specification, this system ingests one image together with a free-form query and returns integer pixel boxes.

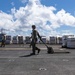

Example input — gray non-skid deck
[0,44,75,75]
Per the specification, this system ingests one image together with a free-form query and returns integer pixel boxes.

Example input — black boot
[38,49,40,54]
[30,53,35,55]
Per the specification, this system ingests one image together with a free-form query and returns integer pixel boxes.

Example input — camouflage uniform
[30,25,41,55]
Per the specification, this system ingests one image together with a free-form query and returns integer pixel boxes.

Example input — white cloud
[61,30,75,36]
[0,11,13,29]
[11,2,15,6]
[56,9,75,27]
[20,0,28,3]
[0,0,75,36]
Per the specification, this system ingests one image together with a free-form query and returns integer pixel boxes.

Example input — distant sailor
[1,35,5,47]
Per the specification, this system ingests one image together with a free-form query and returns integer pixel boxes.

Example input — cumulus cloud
[61,30,74,36]
[20,0,28,3]
[56,9,75,27]
[0,11,13,29]
[11,2,15,6]
[0,0,75,36]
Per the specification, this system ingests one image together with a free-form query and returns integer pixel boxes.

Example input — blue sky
[41,0,75,12]
[0,0,75,15]
[0,0,75,37]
